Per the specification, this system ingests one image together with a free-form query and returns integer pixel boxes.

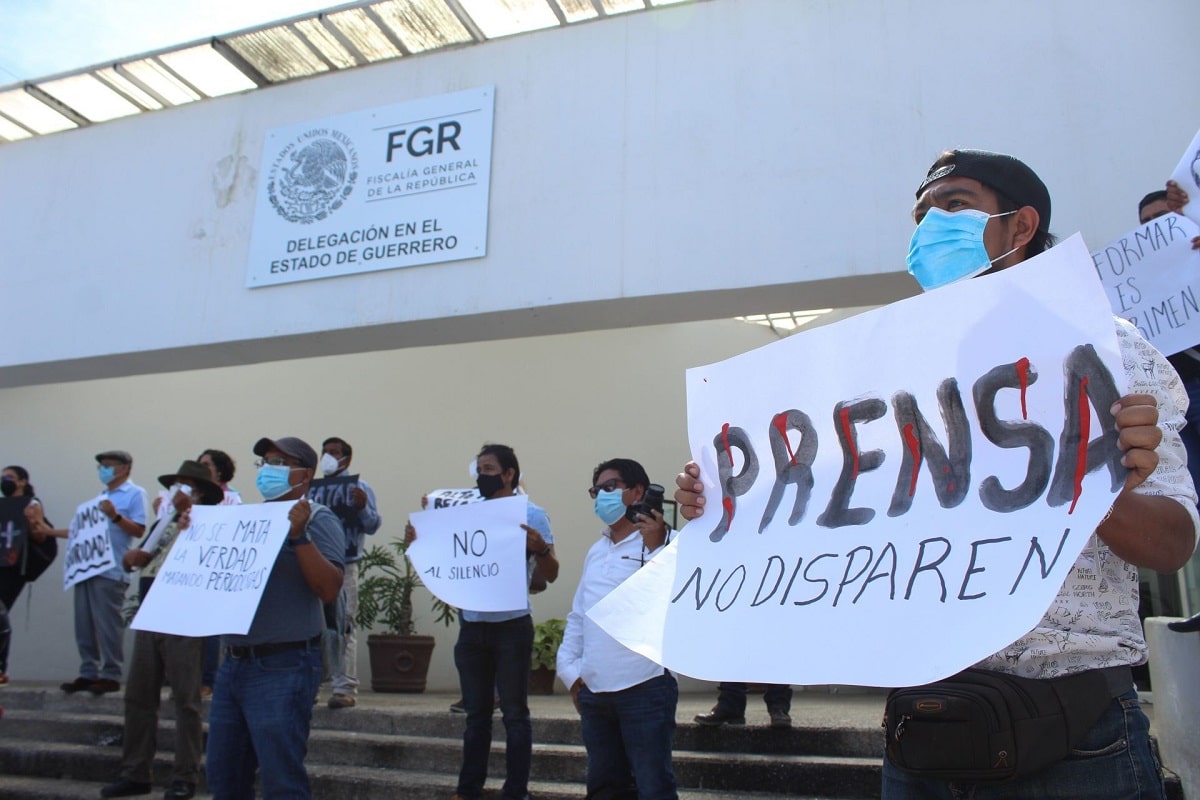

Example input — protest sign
[130,502,293,636]
[1092,213,1200,356]
[0,496,30,569]
[63,495,117,590]
[407,495,528,612]
[591,235,1128,687]
[309,473,361,558]
[1170,126,1200,226]
[426,487,483,509]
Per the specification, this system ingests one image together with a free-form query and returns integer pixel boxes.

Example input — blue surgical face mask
[594,489,627,526]
[256,464,294,500]
[98,465,117,485]
[906,207,1019,291]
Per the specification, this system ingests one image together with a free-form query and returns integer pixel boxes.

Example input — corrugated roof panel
[226,27,330,82]
[552,0,600,23]
[370,0,473,53]
[35,74,141,122]
[158,45,259,97]
[121,59,203,105]
[457,0,561,39]
[326,8,404,62]
[94,67,164,110]
[294,18,360,68]
[0,89,78,134]
[600,0,645,13]
[0,115,33,141]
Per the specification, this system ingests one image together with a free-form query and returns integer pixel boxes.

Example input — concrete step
[0,684,884,798]
[0,711,881,797]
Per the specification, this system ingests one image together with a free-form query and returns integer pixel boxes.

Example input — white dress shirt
[558,526,668,693]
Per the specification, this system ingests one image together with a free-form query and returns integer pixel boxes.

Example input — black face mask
[0,479,16,497]
[476,473,505,499]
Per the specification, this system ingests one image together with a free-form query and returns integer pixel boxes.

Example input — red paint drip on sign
[1068,377,1091,514]
[1016,357,1031,420]
[903,423,921,497]
[838,407,860,479]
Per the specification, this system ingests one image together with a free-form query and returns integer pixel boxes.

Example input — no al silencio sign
[246,86,495,287]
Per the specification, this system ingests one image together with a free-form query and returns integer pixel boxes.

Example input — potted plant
[529,617,566,695]
[356,539,456,693]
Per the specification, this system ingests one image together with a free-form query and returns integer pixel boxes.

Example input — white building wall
[3,0,1196,386]
[3,319,774,690]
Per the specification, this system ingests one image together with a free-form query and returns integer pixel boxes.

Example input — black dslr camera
[625,483,665,523]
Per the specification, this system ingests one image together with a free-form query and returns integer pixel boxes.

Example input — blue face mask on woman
[594,489,627,526]
[256,464,294,500]
[906,207,1018,291]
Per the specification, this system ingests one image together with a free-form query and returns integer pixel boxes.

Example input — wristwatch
[111,514,123,525]
[285,533,312,548]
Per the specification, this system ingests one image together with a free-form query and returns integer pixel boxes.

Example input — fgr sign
[246,86,495,287]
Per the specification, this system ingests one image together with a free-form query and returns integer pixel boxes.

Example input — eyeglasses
[587,479,625,499]
[254,457,296,468]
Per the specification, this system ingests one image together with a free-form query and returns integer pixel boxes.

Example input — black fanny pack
[883,666,1129,783]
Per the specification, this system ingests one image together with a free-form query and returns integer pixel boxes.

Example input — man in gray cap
[204,436,344,800]
[676,150,1198,798]
[38,450,148,695]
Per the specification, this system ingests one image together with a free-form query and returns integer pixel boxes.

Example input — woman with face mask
[0,466,55,685]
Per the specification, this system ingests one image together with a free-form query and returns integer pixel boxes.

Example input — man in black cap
[677,149,1199,798]
[204,436,344,800]
[101,460,223,800]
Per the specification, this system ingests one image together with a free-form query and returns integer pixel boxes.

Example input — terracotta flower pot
[528,665,557,695]
[366,633,435,693]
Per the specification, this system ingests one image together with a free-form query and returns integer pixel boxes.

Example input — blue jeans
[579,674,679,800]
[454,616,534,800]
[716,682,792,714]
[881,690,1164,799]
[206,644,322,799]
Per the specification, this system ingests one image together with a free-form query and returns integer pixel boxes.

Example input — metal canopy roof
[0,0,694,144]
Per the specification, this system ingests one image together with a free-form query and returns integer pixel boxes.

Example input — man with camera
[558,458,677,800]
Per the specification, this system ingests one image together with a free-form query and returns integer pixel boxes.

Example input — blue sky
[0,0,335,84]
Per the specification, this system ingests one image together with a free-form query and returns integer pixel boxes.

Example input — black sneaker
[99,778,152,797]
[768,708,793,729]
[693,707,746,727]
[60,676,95,693]
[163,780,195,799]
[449,698,466,713]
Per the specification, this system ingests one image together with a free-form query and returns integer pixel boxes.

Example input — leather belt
[224,634,321,660]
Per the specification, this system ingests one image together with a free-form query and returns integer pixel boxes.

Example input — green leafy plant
[530,617,566,671]
[356,540,457,636]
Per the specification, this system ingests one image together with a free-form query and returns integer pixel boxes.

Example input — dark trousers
[579,674,679,800]
[120,630,204,785]
[716,682,792,714]
[454,616,534,800]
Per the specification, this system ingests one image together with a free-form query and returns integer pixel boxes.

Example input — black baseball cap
[916,149,1051,232]
[252,436,318,470]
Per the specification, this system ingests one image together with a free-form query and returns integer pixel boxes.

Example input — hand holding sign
[131,502,295,636]
[406,495,528,613]
[1166,181,1200,250]
[593,235,1132,688]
